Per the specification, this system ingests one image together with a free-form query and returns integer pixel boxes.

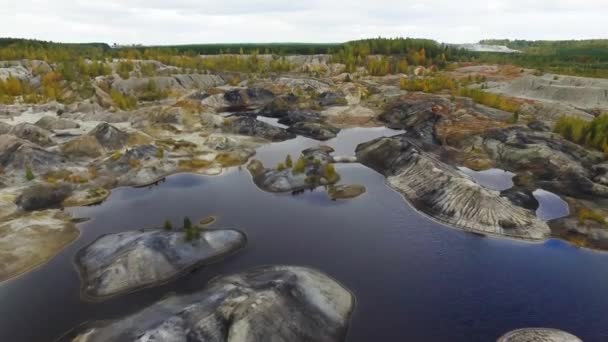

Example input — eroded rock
[356,135,550,239]
[76,228,246,298]
[497,328,582,342]
[69,266,354,342]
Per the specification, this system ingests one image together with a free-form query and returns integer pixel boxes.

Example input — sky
[0,0,606,45]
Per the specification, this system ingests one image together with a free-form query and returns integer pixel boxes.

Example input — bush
[25,166,35,181]
[292,157,307,175]
[578,208,606,226]
[110,89,137,110]
[163,219,173,231]
[458,88,520,113]
[276,162,286,171]
[285,154,293,168]
[400,75,457,93]
[137,80,168,101]
[183,216,192,229]
[117,61,134,79]
[322,163,339,182]
[554,114,608,151]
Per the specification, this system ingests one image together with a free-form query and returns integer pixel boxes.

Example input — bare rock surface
[68,266,354,342]
[356,135,550,239]
[0,210,78,282]
[75,228,246,298]
[497,328,582,342]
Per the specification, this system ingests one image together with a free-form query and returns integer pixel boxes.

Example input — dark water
[1,128,608,342]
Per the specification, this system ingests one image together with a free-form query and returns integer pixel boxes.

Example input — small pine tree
[184,216,192,230]
[277,163,286,171]
[25,166,35,181]
[285,154,293,168]
[163,219,172,231]
[292,157,307,175]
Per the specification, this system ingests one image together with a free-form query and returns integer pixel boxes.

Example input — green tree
[25,166,35,181]
[285,154,293,168]
[163,219,173,231]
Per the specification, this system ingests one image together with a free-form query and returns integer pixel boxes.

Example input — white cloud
[0,0,605,44]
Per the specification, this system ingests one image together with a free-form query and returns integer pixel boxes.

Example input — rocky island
[66,266,354,342]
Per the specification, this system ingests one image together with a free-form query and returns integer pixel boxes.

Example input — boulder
[16,184,72,211]
[0,134,63,172]
[287,121,340,141]
[356,135,550,239]
[11,123,54,146]
[75,228,246,298]
[68,266,354,342]
[223,87,274,110]
[61,135,105,159]
[35,116,79,131]
[277,110,322,126]
[318,91,348,107]
[89,123,129,151]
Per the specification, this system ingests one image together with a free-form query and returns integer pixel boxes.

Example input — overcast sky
[0,0,606,45]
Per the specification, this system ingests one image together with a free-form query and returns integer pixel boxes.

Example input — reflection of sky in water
[458,167,515,191]
[534,189,570,221]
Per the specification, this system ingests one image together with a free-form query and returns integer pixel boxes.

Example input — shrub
[578,208,606,226]
[285,154,293,168]
[458,88,520,113]
[25,166,35,181]
[184,216,192,230]
[276,162,286,171]
[400,75,457,93]
[163,219,173,231]
[117,61,134,79]
[322,163,339,182]
[110,89,137,110]
[292,157,307,175]
[554,114,608,151]
[156,148,164,159]
[137,80,168,101]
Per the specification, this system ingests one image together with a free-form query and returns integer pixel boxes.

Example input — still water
[0,127,606,342]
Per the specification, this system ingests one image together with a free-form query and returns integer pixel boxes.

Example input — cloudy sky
[0,0,606,45]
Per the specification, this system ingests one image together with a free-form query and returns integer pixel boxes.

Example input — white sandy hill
[490,74,608,110]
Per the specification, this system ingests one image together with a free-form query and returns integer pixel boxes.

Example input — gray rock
[277,110,321,126]
[224,116,295,142]
[318,91,348,107]
[497,328,582,342]
[223,87,274,110]
[35,116,80,130]
[89,123,129,151]
[287,121,340,141]
[76,228,246,298]
[16,184,72,211]
[61,135,105,159]
[0,134,63,172]
[68,266,354,342]
[11,123,54,146]
[356,135,550,239]
[0,121,12,135]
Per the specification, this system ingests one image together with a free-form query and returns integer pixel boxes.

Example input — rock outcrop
[0,134,63,172]
[61,135,105,159]
[11,123,54,147]
[356,135,550,239]
[287,121,340,141]
[68,266,354,342]
[35,116,80,130]
[224,116,295,142]
[75,228,246,298]
[89,123,129,151]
